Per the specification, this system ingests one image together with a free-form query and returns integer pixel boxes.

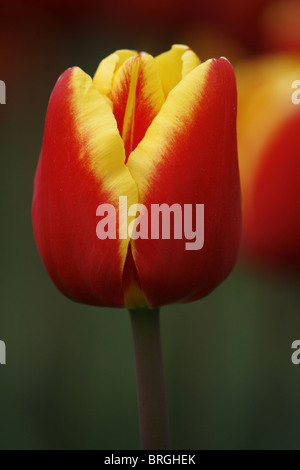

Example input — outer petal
[32,67,138,307]
[127,58,241,307]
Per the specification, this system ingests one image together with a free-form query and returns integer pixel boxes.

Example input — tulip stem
[129,307,170,450]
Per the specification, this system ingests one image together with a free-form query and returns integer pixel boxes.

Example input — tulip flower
[236,54,300,271]
[32,45,241,309]
[32,45,241,449]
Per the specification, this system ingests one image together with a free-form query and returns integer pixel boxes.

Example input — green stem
[129,307,170,450]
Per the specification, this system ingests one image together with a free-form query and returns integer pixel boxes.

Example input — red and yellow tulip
[237,54,300,271]
[32,45,241,308]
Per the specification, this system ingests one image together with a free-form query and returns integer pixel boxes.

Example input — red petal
[127,58,241,306]
[32,68,137,307]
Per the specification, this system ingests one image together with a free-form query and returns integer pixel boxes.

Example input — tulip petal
[126,58,241,307]
[93,49,138,96]
[110,53,165,161]
[32,67,138,307]
[155,44,201,98]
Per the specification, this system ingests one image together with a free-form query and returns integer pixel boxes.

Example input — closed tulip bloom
[237,55,300,271]
[32,45,241,309]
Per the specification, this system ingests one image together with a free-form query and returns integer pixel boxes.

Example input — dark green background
[0,4,300,450]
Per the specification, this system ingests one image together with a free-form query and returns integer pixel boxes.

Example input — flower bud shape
[32,45,241,308]
[236,54,300,271]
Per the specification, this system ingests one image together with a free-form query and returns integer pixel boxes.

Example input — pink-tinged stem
[129,307,170,450]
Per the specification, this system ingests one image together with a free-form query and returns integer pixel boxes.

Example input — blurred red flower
[236,55,300,272]
[261,0,300,54]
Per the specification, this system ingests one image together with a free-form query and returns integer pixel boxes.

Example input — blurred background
[1,0,300,450]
